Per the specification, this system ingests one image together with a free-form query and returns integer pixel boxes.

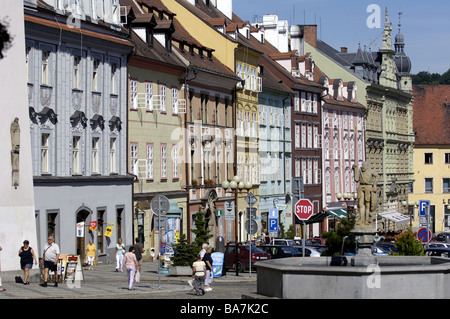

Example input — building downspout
[184,65,191,240]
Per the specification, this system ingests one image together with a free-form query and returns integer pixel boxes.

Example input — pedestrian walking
[115,238,126,272]
[199,243,208,258]
[18,240,37,284]
[41,236,60,287]
[192,254,206,296]
[85,240,96,271]
[133,238,144,282]
[122,246,138,290]
[203,246,214,292]
[0,245,5,292]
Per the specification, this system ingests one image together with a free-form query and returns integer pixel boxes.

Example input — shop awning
[378,211,409,225]
[325,208,347,219]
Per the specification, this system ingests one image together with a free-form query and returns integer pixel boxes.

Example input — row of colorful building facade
[13,0,448,265]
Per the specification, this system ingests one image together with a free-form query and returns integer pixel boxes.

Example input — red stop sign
[295,199,314,221]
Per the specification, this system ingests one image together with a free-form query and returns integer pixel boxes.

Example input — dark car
[425,247,450,258]
[375,242,398,253]
[224,244,271,273]
[434,232,450,243]
[259,245,301,259]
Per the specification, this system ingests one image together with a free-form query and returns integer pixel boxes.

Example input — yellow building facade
[409,148,450,233]
[161,0,262,241]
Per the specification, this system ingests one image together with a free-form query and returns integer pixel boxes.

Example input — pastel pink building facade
[319,76,366,226]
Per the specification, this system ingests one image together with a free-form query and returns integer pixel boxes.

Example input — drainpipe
[184,65,191,240]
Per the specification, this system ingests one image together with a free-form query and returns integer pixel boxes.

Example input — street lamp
[222,175,253,276]
[402,201,419,228]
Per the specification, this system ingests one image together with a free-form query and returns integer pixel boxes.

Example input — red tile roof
[413,85,450,146]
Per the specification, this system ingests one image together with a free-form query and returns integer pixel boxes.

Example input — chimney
[290,25,303,56]
[341,47,348,53]
[216,0,232,20]
[303,25,317,48]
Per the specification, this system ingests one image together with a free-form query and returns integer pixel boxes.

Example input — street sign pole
[427,202,430,249]
[302,221,306,257]
[248,200,253,277]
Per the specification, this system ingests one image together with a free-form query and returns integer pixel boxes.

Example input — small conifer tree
[392,228,425,256]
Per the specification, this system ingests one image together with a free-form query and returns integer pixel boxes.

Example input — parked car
[375,242,398,253]
[425,247,450,258]
[434,232,450,242]
[270,238,295,246]
[429,241,450,248]
[293,245,322,257]
[371,245,389,256]
[304,237,326,246]
[224,244,271,273]
[259,245,302,259]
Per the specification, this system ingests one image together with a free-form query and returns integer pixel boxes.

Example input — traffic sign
[417,228,432,243]
[269,218,278,232]
[269,208,279,219]
[224,200,235,221]
[294,199,314,221]
[419,200,430,217]
[245,192,258,206]
[150,195,170,214]
[245,219,258,235]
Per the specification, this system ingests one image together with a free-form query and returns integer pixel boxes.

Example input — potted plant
[204,179,215,187]
[191,179,199,188]
[169,234,197,276]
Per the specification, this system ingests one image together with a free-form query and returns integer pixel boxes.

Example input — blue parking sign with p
[419,200,430,216]
[269,208,278,232]
[269,218,278,232]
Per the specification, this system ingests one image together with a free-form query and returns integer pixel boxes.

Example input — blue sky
[234,0,450,74]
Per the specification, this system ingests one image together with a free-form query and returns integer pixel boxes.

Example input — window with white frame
[295,158,301,177]
[301,92,306,112]
[172,144,179,179]
[307,159,313,185]
[111,63,117,94]
[130,143,138,176]
[161,144,167,179]
[26,46,31,83]
[172,88,178,115]
[110,138,116,174]
[146,82,153,111]
[314,159,320,184]
[295,124,300,149]
[160,85,166,112]
[302,159,307,183]
[146,144,153,180]
[92,137,100,174]
[73,55,81,89]
[294,92,300,112]
[41,50,50,85]
[307,125,313,149]
[41,133,50,174]
[72,136,80,175]
[301,124,307,148]
[92,58,100,92]
[130,80,137,110]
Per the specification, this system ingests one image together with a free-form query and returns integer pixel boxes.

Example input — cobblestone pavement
[0,260,257,299]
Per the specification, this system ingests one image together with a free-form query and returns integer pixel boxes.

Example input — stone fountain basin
[255,256,450,299]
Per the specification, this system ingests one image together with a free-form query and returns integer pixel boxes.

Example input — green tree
[172,233,197,267]
[285,224,295,239]
[391,228,425,256]
[191,206,213,252]
[321,214,356,256]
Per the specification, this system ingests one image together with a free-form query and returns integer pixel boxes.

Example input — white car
[271,238,295,246]
[429,242,450,248]
[294,245,322,257]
